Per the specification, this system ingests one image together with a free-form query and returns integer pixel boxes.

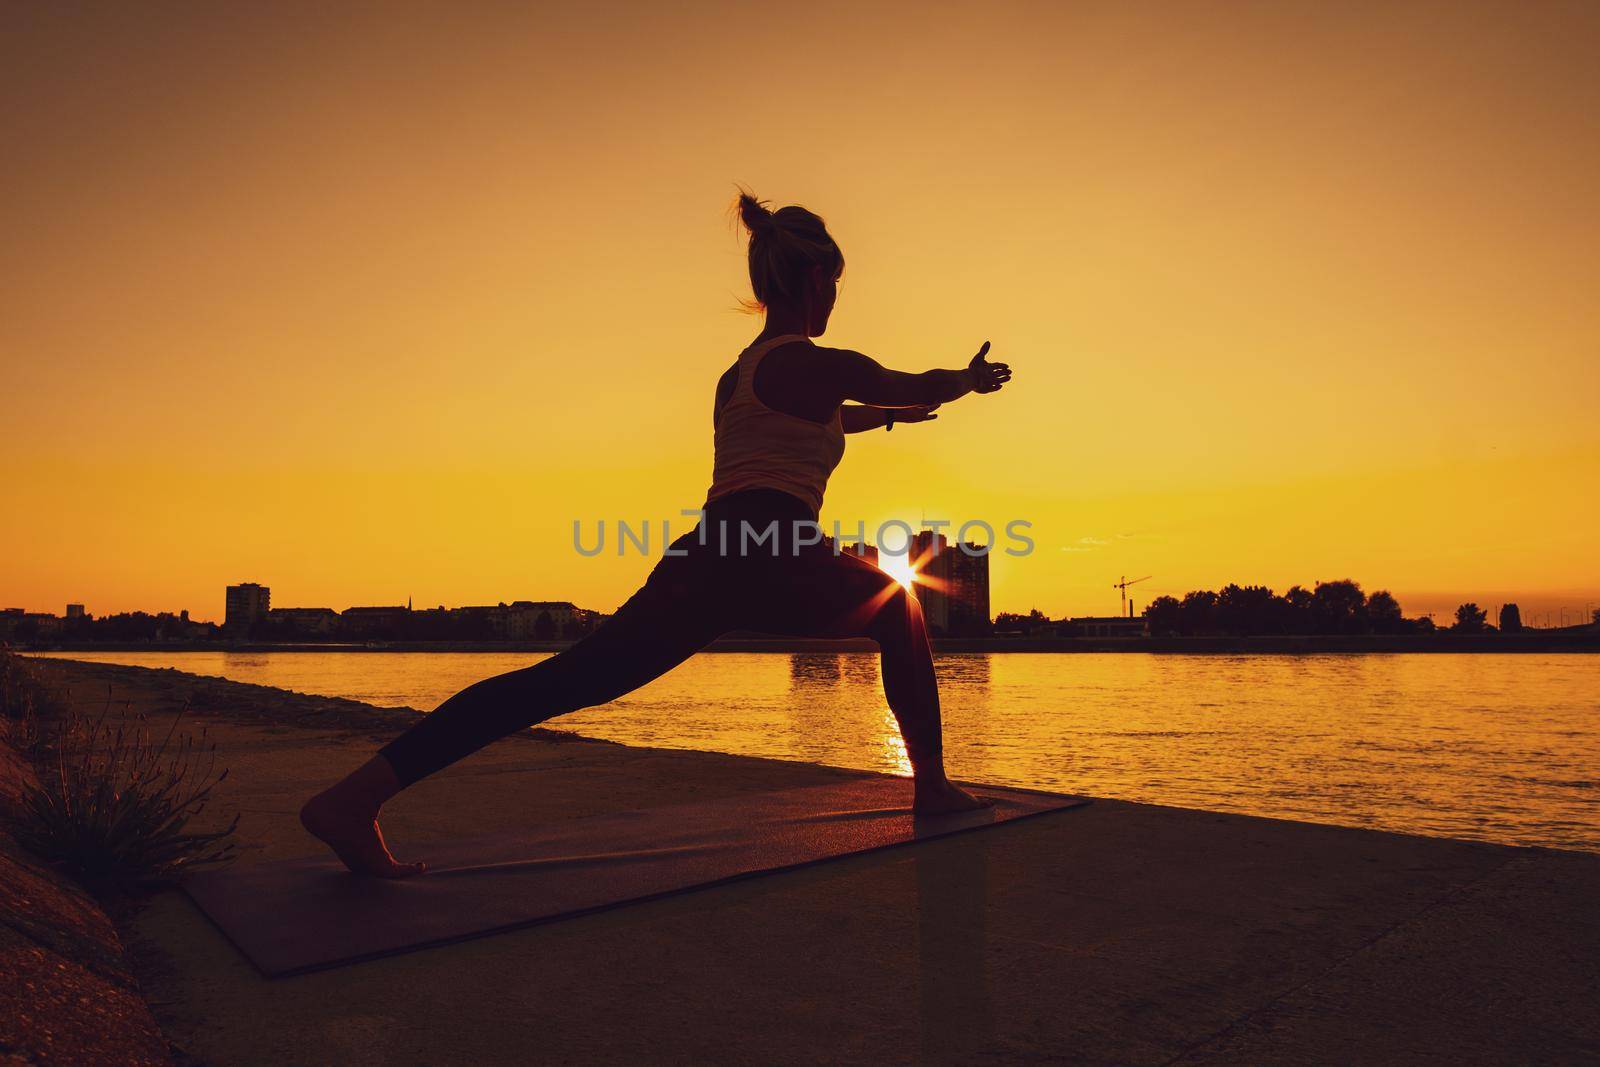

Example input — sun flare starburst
[879,553,918,590]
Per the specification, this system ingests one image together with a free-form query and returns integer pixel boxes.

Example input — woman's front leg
[868,582,992,815]
[766,551,991,815]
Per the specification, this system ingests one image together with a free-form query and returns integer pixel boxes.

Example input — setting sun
[878,554,918,590]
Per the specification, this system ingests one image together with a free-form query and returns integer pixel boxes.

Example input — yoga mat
[185,777,1089,977]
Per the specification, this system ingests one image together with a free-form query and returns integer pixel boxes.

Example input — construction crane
[1113,575,1151,617]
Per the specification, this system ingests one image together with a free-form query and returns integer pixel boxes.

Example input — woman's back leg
[378,598,723,788]
[302,554,726,875]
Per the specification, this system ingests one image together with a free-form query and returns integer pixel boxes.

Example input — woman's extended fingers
[973,340,991,363]
[981,360,1011,392]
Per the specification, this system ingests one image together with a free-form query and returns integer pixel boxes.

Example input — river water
[37,651,1599,852]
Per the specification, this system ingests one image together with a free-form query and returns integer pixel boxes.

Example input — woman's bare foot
[912,776,994,816]
[300,784,426,879]
[300,790,425,878]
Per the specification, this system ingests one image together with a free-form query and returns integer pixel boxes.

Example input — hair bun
[737,190,777,236]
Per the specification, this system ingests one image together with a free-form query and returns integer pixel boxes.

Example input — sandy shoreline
[26,655,609,751]
[16,657,1600,1065]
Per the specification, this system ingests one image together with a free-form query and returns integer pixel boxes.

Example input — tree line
[995,582,1514,637]
[1143,581,1486,637]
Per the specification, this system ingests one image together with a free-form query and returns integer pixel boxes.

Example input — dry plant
[16,695,239,892]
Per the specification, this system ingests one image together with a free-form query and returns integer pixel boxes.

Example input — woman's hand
[895,403,941,424]
[967,341,1011,394]
[842,403,940,433]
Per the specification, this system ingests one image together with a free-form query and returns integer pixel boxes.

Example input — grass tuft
[15,688,239,893]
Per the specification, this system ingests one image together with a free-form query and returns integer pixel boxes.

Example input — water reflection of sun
[879,553,917,589]
[879,706,913,777]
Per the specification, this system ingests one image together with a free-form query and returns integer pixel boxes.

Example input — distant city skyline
[8,582,1598,633]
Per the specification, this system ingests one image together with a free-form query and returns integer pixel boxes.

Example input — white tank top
[706,333,846,516]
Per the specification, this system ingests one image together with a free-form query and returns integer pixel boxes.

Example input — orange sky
[3,2,1598,624]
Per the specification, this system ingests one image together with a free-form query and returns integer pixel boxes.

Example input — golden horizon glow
[3,4,1598,623]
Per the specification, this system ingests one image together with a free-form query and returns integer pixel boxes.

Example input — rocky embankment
[0,736,171,1065]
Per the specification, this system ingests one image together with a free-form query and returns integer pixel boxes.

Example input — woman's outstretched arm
[840,403,941,433]
[818,341,1011,409]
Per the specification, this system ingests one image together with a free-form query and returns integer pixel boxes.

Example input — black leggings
[379,488,944,787]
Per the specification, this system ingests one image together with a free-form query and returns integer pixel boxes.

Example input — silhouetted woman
[302,190,1013,876]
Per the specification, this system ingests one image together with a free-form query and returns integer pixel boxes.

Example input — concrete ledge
[24,658,1600,1065]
